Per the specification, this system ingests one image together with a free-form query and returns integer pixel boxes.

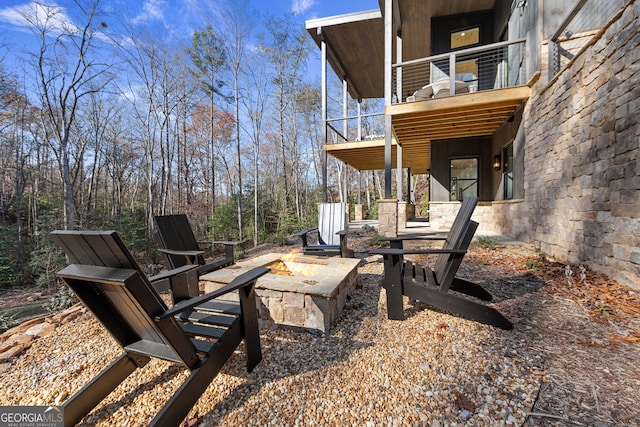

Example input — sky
[0,0,380,95]
[0,0,380,54]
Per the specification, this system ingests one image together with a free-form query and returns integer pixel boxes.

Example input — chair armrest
[148,264,199,283]
[57,264,137,285]
[149,264,199,297]
[294,227,318,247]
[371,248,468,256]
[197,240,241,246]
[156,267,270,320]
[380,234,448,249]
[196,240,239,262]
[158,248,204,257]
[381,234,447,242]
[294,227,318,237]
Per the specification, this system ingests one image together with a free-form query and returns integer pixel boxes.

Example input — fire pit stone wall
[200,253,360,334]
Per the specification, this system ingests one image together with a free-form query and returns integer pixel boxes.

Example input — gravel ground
[0,236,638,427]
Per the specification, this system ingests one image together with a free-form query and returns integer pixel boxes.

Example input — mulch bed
[0,230,638,426]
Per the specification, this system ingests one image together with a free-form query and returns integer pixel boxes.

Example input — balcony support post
[357,99,362,141]
[384,0,393,199]
[342,77,348,203]
[320,29,328,203]
[395,28,404,204]
[449,53,456,96]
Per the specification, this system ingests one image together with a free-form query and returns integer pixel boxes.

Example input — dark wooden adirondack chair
[294,227,355,257]
[51,230,269,427]
[155,214,240,278]
[373,197,512,330]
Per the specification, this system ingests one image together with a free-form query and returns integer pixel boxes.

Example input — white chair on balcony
[406,78,469,102]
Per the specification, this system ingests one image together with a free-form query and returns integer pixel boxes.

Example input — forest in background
[0,0,392,290]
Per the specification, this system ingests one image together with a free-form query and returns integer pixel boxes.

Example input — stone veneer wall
[429,201,495,232]
[502,1,640,289]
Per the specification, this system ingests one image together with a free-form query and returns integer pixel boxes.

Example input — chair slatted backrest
[435,220,479,291]
[154,214,206,268]
[52,230,200,369]
[318,203,347,246]
[433,197,478,286]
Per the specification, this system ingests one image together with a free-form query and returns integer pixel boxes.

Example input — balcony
[324,39,532,172]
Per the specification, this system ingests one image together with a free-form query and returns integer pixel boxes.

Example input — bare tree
[188,25,228,233]
[218,0,257,241]
[242,55,269,246]
[117,25,187,237]
[261,14,312,215]
[26,0,114,229]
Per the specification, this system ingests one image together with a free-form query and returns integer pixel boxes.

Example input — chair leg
[382,253,404,320]
[63,353,146,427]
[223,243,235,264]
[149,326,243,427]
[239,284,262,371]
[404,282,513,330]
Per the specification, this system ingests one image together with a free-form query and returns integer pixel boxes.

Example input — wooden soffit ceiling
[323,85,529,173]
[306,10,384,99]
[323,138,431,172]
[387,86,530,142]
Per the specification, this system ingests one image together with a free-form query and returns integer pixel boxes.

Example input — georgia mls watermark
[0,406,63,427]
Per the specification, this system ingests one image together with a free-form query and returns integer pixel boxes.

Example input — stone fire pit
[200,253,360,334]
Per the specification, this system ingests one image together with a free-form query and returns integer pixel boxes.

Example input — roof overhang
[306,0,498,100]
[306,10,384,100]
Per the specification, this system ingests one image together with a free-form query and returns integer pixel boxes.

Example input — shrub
[44,286,78,313]
[525,259,542,272]
[28,239,67,289]
[0,312,20,334]
[370,233,385,246]
[361,224,376,233]
[477,235,497,250]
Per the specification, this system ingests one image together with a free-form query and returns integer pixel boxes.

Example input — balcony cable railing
[548,0,625,77]
[392,38,527,104]
[325,38,529,144]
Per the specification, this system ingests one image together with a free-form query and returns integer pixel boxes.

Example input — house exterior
[306,0,639,289]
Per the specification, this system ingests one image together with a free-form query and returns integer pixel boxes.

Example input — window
[455,58,479,91]
[450,158,479,201]
[450,27,480,90]
[503,143,514,199]
[451,27,480,49]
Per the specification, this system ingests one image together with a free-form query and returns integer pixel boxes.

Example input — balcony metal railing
[392,39,527,104]
[326,111,385,143]
[324,39,528,144]
[548,0,625,77]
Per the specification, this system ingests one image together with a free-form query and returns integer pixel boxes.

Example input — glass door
[450,158,479,201]
[503,143,514,199]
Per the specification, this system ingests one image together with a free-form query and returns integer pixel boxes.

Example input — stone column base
[378,199,398,237]
[398,201,407,228]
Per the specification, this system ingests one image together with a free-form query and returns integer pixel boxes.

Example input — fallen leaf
[454,392,476,411]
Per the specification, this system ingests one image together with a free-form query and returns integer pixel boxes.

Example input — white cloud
[130,0,165,25]
[291,0,315,15]
[0,2,78,35]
